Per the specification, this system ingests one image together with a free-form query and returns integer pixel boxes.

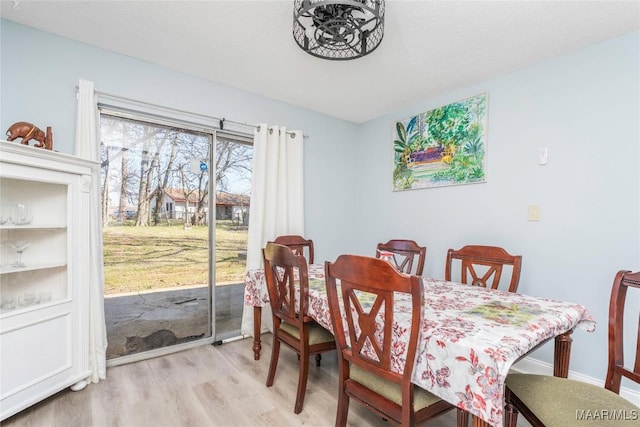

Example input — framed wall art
[392,93,488,191]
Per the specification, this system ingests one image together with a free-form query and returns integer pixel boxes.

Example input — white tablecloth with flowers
[244,264,596,427]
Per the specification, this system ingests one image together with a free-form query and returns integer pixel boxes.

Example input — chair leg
[266,335,280,387]
[457,408,469,427]
[504,403,518,427]
[315,353,322,367]
[335,389,349,427]
[294,347,310,414]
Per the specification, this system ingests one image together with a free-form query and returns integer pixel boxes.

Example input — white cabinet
[0,140,95,421]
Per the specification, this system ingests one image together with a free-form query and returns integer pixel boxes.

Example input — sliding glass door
[100,112,212,359]
[212,133,253,342]
[100,111,252,359]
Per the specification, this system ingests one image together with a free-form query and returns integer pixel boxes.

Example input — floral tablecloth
[244,265,596,427]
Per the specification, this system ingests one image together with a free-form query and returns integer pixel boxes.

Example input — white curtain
[75,79,107,383]
[240,124,305,335]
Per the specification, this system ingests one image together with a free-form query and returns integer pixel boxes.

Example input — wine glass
[8,240,31,268]
[10,203,32,225]
[0,295,17,311]
[0,203,9,225]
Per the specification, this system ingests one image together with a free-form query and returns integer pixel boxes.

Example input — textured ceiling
[1,0,638,123]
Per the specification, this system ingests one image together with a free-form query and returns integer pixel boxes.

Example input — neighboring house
[215,191,250,224]
[155,189,249,224]
[161,188,207,223]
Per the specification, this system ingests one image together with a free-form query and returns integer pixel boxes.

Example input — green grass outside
[103,220,248,295]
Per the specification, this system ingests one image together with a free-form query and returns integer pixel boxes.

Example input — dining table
[243,263,596,427]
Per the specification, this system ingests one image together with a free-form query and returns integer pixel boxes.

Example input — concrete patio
[104,283,245,359]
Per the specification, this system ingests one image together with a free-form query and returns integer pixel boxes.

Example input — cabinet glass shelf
[0,225,66,231]
[0,262,67,275]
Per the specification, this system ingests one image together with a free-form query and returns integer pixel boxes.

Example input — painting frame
[392,93,488,191]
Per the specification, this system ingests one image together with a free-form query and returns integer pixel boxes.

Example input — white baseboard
[512,356,640,407]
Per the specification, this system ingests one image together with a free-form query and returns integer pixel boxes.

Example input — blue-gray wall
[354,32,639,385]
[0,19,360,261]
[2,19,638,389]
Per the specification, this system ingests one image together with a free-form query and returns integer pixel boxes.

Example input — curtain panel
[75,79,108,383]
[241,124,305,336]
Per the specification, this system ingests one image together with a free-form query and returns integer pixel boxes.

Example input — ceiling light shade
[293,0,385,60]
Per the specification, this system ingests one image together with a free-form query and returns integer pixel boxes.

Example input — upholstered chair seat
[505,270,640,427]
[279,321,334,345]
[506,374,639,426]
[350,364,444,410]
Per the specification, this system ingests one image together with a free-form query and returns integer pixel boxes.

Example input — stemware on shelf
[8,240,32,268]
[0,295,17,311]
[9,203,33,225]
[0,203,9,225]
[18,292,40,307]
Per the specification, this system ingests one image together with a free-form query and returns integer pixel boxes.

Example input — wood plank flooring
[2,334,530,426]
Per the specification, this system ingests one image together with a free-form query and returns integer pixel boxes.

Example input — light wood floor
[2,334,531,426]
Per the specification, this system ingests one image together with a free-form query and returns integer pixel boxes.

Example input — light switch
[528,205,541,221]
[538,148,548,165]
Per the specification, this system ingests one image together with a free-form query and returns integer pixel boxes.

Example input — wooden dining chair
[262,243,336,414]
[445,244,522,293]
[271,234,315,264]
[375,239,427,275]
[504,270,640,427]
[325,254,455,426]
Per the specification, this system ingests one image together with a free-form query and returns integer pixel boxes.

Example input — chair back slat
[605,270,640,393]
[376,239,427,276]
[263,243,309,327]
[271,235,314,264]
[326,255,423,385]
[445,244,522,292]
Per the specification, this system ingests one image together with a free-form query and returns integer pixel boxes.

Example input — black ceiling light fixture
[293,0,385,60]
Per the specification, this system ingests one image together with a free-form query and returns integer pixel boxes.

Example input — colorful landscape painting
[392,93,488,191]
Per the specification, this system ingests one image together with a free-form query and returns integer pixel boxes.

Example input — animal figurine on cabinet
[6,121,53,150]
